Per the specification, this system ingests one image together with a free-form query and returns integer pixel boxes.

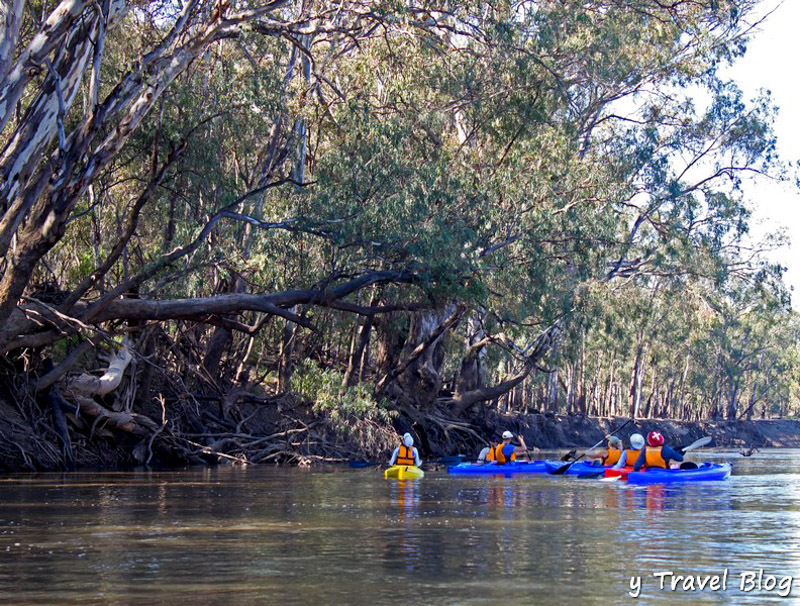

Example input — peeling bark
[67,337,132,397]
[0,0,25,85]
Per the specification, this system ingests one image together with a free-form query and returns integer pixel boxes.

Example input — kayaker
[389,433,422,467]
[632,431,684,471]
[494,430,529,465]
[586,435,623,465]
[612,433,645,470]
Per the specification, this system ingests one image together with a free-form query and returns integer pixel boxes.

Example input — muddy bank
[2,383,797,471]
[472,414,800,453]
[398,409,800,461]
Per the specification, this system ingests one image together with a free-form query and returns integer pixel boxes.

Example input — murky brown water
[1,451,799,604]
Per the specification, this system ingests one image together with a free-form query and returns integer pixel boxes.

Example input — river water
[1,450,799,605]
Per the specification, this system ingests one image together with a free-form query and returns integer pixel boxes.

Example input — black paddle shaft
[551,418,634,475]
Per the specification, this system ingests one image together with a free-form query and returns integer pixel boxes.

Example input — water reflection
[1,453,799,604]
[386,480,423,572]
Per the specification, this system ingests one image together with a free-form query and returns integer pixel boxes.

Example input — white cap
[630,433,645,450]
[403,433,414,447]
[502,430,514,440]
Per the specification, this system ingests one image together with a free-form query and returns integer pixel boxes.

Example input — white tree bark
[0,0,97,135]
[0,0,297,335]
[68,337,132,396]
[0,0,25,84]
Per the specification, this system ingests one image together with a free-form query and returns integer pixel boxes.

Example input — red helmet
[647,431,664,446]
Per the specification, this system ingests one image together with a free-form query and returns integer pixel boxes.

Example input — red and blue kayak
[543,460,613,475]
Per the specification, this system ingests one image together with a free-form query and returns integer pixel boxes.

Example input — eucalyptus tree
[298,0,788,413]
[0,0,795,469]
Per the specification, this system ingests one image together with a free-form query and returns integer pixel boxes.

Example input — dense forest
[0,0,798,470]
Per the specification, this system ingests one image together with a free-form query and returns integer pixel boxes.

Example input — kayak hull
[603,467,633,478]
[447,461,549,475]
[543,460,612,475]
[625,462,731,485]
[384,465,424,480]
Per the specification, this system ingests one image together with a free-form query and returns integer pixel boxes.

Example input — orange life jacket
[644,446,668,469]
[484,444,496,462]
[621,449,642,466]
[494,443,516,464]
[603,447,622,466]
[396,445,416,466]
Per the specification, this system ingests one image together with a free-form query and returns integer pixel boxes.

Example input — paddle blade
[576,471,606,480]
[437,455,468,466]
[550,462,573,475]
[682,436,712,452]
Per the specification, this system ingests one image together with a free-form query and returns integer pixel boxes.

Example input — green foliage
[26,0,798,422]
[290,359,397,435]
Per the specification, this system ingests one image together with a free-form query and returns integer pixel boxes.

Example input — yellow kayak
[384,465,425,480]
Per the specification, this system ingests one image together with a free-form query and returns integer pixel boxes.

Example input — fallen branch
[67,337,132,396]
[35,340,93,392]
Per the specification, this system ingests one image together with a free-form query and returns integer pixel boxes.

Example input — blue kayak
[543,460,612,475]
[625,463,732,485]
[447,461,550,475]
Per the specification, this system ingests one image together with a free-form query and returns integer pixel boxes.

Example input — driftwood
[66,337,132,397]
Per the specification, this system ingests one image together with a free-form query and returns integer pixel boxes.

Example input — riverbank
[472,413,800,453]
[396,407,800,461]
[2,386,798,470]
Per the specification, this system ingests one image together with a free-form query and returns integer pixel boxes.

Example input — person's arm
[389,447,399,465]
[633,449,646,471]
[586,449,606,461]
[516,435,528,455]
[663,445,684,465]
[477,447,490,463]
[413,448,422,466]
[613,451,627,469]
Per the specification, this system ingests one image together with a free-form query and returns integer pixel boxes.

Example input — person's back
[588,436,623,465]
[633,431,684,471]
[604,446,622,466]
[613,433,646,469]
[395,444,417,466]
[389,433,421,467]
[494,442,516,464]
[494,430,527,465]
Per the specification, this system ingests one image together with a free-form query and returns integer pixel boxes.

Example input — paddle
[348,460,381,468]
[561,449,577,462]
[519,435,533,462]
[437,454,468,466]
[679,435,712,453]
[591,435,713,481]
[550,418,633,475]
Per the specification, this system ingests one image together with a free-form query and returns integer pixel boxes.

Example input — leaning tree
[0,0,792,468]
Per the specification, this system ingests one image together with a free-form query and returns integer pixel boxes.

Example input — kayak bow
[384,465,425,480]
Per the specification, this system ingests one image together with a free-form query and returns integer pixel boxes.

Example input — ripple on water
[0,452,799,604]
